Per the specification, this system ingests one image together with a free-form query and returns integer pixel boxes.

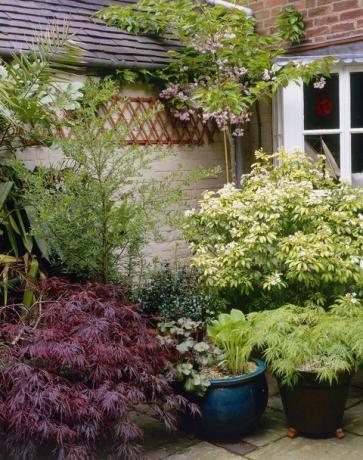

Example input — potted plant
[248,295,363,438]
[160,311,268,440]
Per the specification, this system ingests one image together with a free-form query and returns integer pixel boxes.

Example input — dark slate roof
[0,0,179,68]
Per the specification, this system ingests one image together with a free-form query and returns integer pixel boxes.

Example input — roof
[0,0,179,69]
[276,40,363,65]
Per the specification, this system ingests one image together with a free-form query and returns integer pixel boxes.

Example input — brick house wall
[244,1,363,170]
[247,0,363,47]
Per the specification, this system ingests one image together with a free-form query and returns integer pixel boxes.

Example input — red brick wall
[247,0,363,48]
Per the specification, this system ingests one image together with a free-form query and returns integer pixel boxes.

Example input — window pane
[304,74,339,130]
[352,134,363,173]
[351,73,363,128]
[304,134,340,177]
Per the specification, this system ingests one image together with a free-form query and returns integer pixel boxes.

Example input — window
[276,65,363,186]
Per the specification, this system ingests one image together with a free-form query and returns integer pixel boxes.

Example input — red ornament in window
[315,98,333,116]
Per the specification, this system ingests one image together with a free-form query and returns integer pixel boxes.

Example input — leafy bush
[137,264,225,321]
[248,294,363,387]
[0,278,197,460]
[19,79,214,284]
[0,28,80,306]
[184,151,363,312]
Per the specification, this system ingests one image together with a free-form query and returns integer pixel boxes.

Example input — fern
[248,295,363,387]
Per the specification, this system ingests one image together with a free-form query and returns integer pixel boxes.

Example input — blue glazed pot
[198,358,268,440]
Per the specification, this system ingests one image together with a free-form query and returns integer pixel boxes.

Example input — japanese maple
[0,278,197,459]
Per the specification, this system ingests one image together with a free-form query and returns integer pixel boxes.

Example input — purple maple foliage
[0,278,197,460]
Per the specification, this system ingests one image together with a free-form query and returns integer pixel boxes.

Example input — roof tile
[0,0,177,68]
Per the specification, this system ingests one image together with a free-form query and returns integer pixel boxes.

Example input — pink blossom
[159,84,180,100]
[314,76,326,89]
[233,128,244,137]
[262,69,271,81]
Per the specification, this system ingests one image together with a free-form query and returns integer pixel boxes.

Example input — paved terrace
[142,370,363,460]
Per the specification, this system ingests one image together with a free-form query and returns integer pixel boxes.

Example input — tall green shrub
[20,79,214,283]
[184,151,363,311]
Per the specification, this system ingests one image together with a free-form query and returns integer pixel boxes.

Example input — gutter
[205,0,253,16]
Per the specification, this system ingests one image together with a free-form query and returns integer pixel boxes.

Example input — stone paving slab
[343,400,363,435]
[166,441,245,460]
[265,373,279,396]
[267,393,284,412]
[144,369,363,459]
[245,433,363,460]
[136,413,198,459]
[242,409,287,447]
[346,394,363,409]
[214,440,256,456]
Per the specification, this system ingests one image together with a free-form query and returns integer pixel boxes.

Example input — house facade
[4,0,361,262]
[248,0,363,186]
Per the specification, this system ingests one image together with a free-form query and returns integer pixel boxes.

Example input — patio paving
[144,369,363,460]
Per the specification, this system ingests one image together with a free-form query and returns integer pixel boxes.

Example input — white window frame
[275,63,363,186]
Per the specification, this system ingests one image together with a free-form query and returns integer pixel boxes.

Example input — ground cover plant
[184,151,363,311]
[158,318,219,396]
[0,278,197,460]
[137,264,225,321]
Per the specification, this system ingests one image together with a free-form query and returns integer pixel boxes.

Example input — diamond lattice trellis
[97,96,218,145]
[26,97,218,147]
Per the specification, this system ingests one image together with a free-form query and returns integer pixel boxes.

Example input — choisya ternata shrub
[183,151,363,311]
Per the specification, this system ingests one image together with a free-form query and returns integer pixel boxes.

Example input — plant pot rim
[276,368,353,388]
[209,358,266,387]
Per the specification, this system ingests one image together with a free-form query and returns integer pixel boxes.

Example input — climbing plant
[98,0,333,182]
[276,7,306,45]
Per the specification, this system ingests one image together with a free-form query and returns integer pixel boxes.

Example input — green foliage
[0,25,81,306]
[0,164,46,306]
[184,151,363,311]
[0,23,81,154]
[159,318,223,396]
[208,308,252,375]
[97,1,332,138]
[248,295,363,387]
[136,264,225,321]
[19,79,215,283]
[276,7,306,45]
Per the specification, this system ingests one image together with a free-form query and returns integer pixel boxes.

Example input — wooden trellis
[100,96,218,145]
[25,97,218,147]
